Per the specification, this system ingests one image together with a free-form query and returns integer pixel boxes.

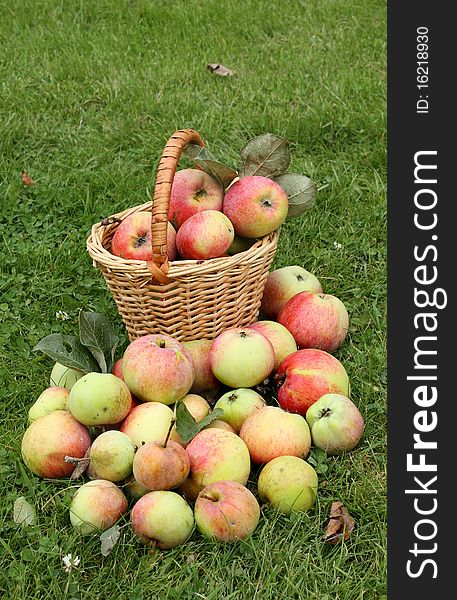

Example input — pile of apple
[20,261,364,550]
[109,168,290,261]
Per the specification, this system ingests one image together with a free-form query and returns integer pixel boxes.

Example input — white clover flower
[55,310,70,321]
[333,241,343,250]
[62,553,80,573]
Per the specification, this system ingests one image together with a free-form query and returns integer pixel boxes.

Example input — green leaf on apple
[239,133,291,178]
[33,333,100,373]
[273,173,317,219]
[79,311,119,374]
[185,144,238,189]
[100,524,121,557]
[175,401,224,444]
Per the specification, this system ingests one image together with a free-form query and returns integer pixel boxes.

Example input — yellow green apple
[257,455,318,514]
[88,430,135,482]
[69,479,128,535]
[28,386,69,423]
[68,372,132,426]
[213,388,266,433]
[305,393,364,455]
[131,491,194,549]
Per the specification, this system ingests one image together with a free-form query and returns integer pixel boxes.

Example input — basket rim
[87,200,279,279]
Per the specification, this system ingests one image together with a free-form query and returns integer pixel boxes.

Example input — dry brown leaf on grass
[207,63,234,76]
[323,501,355,544]
[21,171,33,186]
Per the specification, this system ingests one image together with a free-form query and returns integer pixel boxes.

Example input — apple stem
[273,373,286,387]
[134,234,148,248]
[199,492,217,502]
[163,419,175,447]
[158,339,166,348]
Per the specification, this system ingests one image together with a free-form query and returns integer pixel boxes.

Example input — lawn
[0,1,387,598]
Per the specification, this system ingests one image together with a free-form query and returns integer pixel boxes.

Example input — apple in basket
[168,168,224,229]
[222,175,289,238]
[110,212,177,261]
[175,210,235,260]
[260,265,323,320]
[278,291,349,353]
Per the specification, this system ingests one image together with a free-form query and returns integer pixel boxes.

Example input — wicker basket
[87,128,279,342]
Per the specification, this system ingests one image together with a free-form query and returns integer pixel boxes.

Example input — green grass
[0,0,386,598]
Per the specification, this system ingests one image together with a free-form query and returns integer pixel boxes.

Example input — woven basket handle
[147,129,205,282]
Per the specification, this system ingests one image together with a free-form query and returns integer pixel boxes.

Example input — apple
[21,410,91,478]
[49,362,84,389]
[28,386,69,423]
[260,266,323,320]
[67,372,132,426]
[168,168,224,229]
[203,419,236,433]
[213,388,266,433]
[175,210,234,260]
[239,405,311,464]
[122,334,195,405]
[169,394,211,447]
[120,401,174,448]
[112,358,124,379]
[257,456,318,514]
[209,327,275,388]
[131,491,194,549]
[124,474,150,500]
[306,393,364,455]
[246,320,297,370]
[88,430,135,482]
[133,438,190,491]
[110,211,177,261]
[222,175,288,238]
[276,349,350,416]
[181,339,220,395]
[69,479,128,535]
[183,428,251,500]
[227,235,256,255]
[278,291,349,352]
[194,481,260,542]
